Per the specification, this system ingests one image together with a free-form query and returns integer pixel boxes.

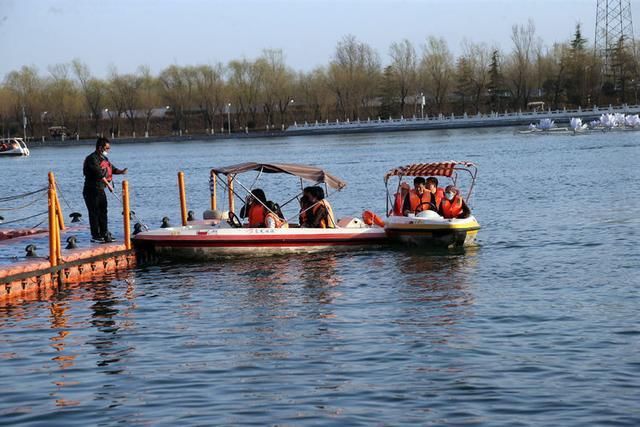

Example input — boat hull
[0,150,29,156]
[133,226,387,259]
[384,215,480,248]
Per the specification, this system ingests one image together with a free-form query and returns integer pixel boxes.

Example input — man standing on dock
[83,137,127,243]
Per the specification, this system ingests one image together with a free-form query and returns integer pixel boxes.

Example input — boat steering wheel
[414,202,434,215]
[227,212,243,228]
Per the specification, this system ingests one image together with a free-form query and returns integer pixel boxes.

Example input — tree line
[1,21,638,139]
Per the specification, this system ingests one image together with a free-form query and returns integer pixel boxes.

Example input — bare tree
[4,65,44,137]
[106,68,141,136]
[328,35,381,120]
[138,65,162,137]
[506,19,539,109]
[459,40,491,113]
[158,65,195,133]
[193,64,225,134]
[419,36,454,114]
[72,59,105,135]
[389,39,417,115]
[228,58,264,128]
[257,49,296,128]
[296,67,332,123]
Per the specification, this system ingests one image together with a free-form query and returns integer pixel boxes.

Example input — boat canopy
[384,161,476,182]
[211,162,347,190]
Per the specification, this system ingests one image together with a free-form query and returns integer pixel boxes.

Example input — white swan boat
[133,162,387,259]
[0,138,30,156]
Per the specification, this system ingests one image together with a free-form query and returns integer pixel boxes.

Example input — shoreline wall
[23,104,640,148]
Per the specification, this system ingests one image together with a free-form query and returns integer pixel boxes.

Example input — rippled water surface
[1,129,639,426]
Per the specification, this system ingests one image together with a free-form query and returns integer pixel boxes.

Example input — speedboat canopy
[384,161,476,181]
[211,162,346,190]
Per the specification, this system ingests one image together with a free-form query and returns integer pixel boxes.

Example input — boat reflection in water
[392,248,478,333]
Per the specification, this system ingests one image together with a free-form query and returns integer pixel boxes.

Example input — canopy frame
[209,162,346,224]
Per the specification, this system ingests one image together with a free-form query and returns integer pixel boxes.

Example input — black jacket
[83,151,123,190]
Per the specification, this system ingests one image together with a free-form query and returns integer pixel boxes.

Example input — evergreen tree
[487,50,503,111]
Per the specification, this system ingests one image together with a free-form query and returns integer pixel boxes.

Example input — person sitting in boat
[303,186,336,228]
[241,189,287,228]
[265,201,287,229]
[298,193,314,227]
[403,177,431,215]
[425,177,445,212]
[391,182,410,216]
[439,185,471,219]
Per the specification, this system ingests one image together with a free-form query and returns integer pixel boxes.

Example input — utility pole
[595,0,635,80]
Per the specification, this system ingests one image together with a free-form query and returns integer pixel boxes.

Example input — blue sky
[1,0,638,78]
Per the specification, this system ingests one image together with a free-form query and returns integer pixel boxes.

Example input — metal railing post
[227,175,235,214]
[122,180,131,250]
[48,172,65,230]
[48,184,58,267]
[178,171,188,226]
[210,172,217,211]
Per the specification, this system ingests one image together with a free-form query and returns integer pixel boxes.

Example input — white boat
[133,162,387,259]
[383,161,481,248]
[0,138,30,156]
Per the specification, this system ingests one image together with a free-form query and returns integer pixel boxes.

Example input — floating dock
[0,172,135,304]
[0,243,135,303]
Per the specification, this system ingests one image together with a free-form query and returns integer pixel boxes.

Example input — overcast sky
[1,0,638,79]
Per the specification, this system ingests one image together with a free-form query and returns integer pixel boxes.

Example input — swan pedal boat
[383,161,480,248]
[133,162,386,259]
[0,138,30,156]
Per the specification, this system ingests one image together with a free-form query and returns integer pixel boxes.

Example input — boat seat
[337,217,366,228]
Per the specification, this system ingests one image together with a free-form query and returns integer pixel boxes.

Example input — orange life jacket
[312,199,336,228]
[408,190,431,213]
[100,157,113,182]
[363,210,385,227]
[441,196,463,219]
[248,203,266,227]
[433,188,444,210]
[392,192,406,216]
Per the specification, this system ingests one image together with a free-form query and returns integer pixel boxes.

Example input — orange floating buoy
[362,210,385,227]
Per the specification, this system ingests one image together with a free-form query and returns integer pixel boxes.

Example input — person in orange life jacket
[240,188,268,227]
[391,182,411,216]
[403,177,431,215]
[240,189,286,228]
[439,185,471,219]
[425,176,445,212]
[306,186,336,228]
[83,137,127,243]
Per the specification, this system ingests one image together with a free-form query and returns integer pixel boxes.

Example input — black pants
[83,187,108,239]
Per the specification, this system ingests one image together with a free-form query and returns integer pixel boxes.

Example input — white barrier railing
[286,104,640,131]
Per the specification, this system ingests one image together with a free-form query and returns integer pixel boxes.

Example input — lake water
[1,128,639,425]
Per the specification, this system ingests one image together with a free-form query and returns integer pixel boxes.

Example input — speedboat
[133,162,387,259]
[383,161,480,248]
[0,138,30,156]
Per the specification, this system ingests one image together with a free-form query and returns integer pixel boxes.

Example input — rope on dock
[0,187,48,203]
[54,180,75,212]
[0,195,45,211]
[0,210,48,225]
